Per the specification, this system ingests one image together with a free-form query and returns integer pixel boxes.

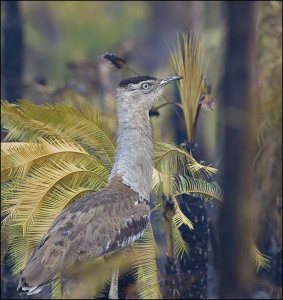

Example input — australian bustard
[17,75,182,297]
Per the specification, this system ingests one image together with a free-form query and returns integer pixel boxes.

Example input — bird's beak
[159,75,183,86]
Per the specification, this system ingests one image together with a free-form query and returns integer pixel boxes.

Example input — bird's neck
[109,104,153,201]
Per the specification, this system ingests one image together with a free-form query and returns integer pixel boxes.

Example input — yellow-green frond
[172,196,194,230]
[2,157,108,236]
[1,142,34,152]
[7,230,34,275]
[158,160,174,196]
[2,154,109,274]
[152,167,161,193]
[1,138,109,182]
[170,32,208,142]
[173,175,223,201]
[170,196,191,259]
[51,274,62,300]
[75,257,113,299]
[251,245,271,272]
[1,223,9,263]
[19,99,116,153]
[70,253,130,299]
[1,100,116,164]
[172,221,189,259]
[132,224,162,299]
[154,142,217,178]
[1,100,72,143]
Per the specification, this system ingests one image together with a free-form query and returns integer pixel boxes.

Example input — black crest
[119,76,156,87]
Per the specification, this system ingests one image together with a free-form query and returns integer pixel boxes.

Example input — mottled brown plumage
[18,176,150,293]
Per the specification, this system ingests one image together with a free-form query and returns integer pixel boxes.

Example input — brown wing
[18,177,150,292]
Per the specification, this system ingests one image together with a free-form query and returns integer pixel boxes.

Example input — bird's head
[116,75,182,110]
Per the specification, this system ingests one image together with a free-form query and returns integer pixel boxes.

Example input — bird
[17,74,182,296]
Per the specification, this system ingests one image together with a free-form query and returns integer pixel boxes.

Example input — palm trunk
[178,108,209,300]
[163,195,181,299]
[179,196,208,299]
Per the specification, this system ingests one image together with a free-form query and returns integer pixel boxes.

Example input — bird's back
[17,176,150,294]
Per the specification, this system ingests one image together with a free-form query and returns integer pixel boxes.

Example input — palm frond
[1,138,109,182]
[49,256,113,299]
[1,100,116,164]
[1,142,34,152]
[153,166,194,229]
[1,180,23,206]
[51,274,62,300]
[251,245,271,272]
[2,157,108,236]
[170,196,192,259]
[158,160,174,196]
[173,175,223,201]
[132,224,161,299]
[1,100,72,142]
[172,196,194,230]
[172,220,189,259]
[152,163,192,261]
[154,142,217,178]
[1,223,9,263]
[74,256,113,299]
[170,32,208,142]
[2,153,109,274]
[7,230,34,275]
[21,99,116,153]
[152,167,161,193]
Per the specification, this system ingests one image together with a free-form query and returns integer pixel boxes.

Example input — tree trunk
[218,1,257,298]
[1,1,24,102]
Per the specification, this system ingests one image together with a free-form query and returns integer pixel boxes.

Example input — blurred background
[1,1,282,299]
[1,0,225,159]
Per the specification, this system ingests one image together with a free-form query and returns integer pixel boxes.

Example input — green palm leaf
[2,164,108,274]
[154,142,217,178]
[172,220,189,259]
[1,223,9,263]
[1,100,116,165]
[152,165,192,261]
[170,32,208,142]
[7,229,34,275]
[2,158,108,236]
[51,275,62,299]
[1,100,73,142]
[172,196,194,230]
[251,245,271,272]
[132,224,161,299]
[173,175,223,201]
[1,138,110,182]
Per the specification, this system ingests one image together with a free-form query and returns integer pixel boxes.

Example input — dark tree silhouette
[1,1,24,102]
[219,1,257,298]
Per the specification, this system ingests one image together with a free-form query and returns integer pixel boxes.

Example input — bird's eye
[142,83,151,90]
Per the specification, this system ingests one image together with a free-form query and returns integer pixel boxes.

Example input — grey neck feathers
[109,95,153,200]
